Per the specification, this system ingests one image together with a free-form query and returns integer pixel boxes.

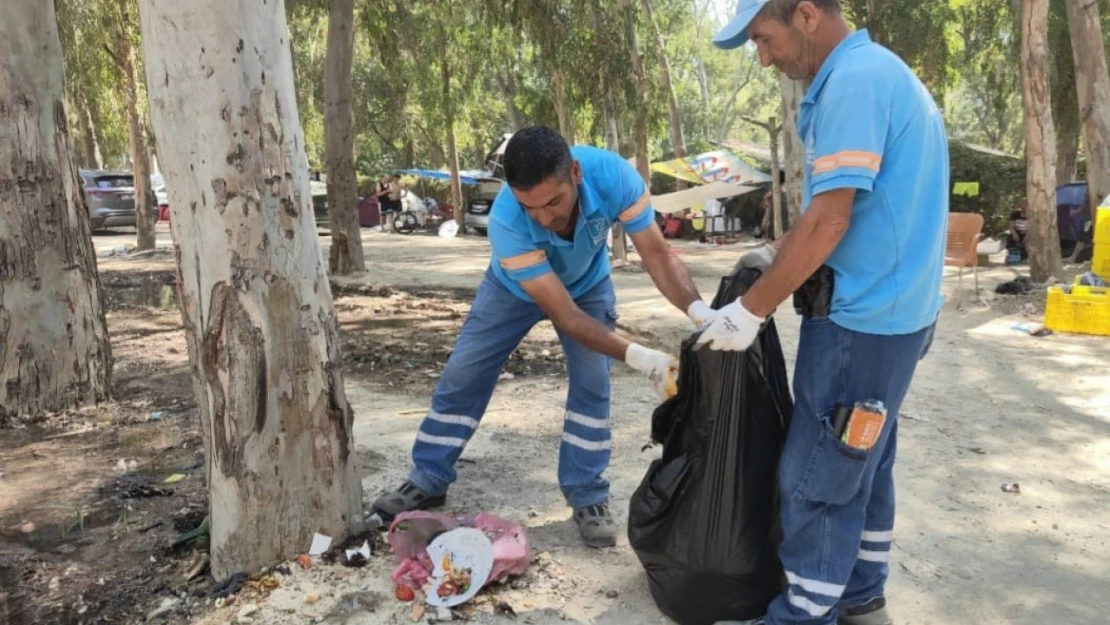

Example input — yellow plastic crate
[1045,285,1110,337]
[1094,205,1110,279]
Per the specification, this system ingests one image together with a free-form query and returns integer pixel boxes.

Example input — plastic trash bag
[628,267,794,625]
[388,511,531,592]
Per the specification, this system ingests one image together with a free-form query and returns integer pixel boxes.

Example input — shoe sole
[372,494,447,523]
[581,534,617,549]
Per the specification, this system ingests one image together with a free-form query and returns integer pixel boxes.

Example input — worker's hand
[625,343,679,401]
[686,300,719,328]
[694,299,764,352]
[736,244,777,272]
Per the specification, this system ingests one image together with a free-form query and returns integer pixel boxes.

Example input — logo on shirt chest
[587,217,609,248]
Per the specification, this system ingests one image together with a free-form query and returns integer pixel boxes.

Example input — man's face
[747,6,818,80]
[512,161,583,233]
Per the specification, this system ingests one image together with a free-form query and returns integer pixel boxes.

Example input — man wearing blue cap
[698,2,948,625]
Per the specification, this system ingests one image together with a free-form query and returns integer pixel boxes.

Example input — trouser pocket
[792,408,871,506]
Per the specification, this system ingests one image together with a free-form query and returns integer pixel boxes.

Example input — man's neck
[808,21,853,78]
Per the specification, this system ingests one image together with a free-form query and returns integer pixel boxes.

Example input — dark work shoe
[839,597,893,625]
[370,481,446,522]
[573,502,617,548]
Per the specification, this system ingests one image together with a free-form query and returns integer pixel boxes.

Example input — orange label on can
[842,406,885,451]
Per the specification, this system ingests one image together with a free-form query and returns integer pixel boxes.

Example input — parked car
[80,169,157,231]
[464,178,504,236]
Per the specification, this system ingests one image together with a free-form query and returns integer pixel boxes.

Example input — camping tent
[396,169,496,186]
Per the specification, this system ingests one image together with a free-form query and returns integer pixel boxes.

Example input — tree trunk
[780,75,806,226]
[641,0,687,189]
[867,0,884,44]
[138,0,363,579]
[1066,0,1110,214]
[440,27,464,232]
[1050,0,1079,185]
[0,0,112,419]
[768,119,785,239]
[324,0,365,275]
[116,0,156,251]
[75,86,103,170]
[552,65,576,146]
[1021,0,1064,282]
[618,0,651,262]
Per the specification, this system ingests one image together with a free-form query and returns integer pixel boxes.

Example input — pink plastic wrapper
[388,511,531,591]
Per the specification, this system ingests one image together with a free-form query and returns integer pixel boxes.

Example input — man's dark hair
[759,0,842,23]
[502,126,574,190]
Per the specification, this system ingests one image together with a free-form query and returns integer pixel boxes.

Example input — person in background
[1009,200,1028,260]
[377,174,397,233]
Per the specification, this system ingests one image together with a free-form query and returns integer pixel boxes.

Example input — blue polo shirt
[799,30,949,335]
[489,146,656,302]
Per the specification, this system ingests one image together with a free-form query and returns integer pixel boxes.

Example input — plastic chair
[945,212,985,308]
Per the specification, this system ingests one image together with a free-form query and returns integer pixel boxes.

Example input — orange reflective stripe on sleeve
[812,151,883,175]
[619,191,652,223]
[499,249,547,271]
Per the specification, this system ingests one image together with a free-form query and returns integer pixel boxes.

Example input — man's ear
[795,1,821,34]
[571,160,583,186]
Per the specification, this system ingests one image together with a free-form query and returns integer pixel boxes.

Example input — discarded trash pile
[388,511,531,608]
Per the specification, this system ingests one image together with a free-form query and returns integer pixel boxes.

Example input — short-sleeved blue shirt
[489,146,656,302]
[799,30,949,335]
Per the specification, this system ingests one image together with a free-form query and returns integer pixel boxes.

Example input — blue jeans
[408,270,618,509]
[766,318,935,625]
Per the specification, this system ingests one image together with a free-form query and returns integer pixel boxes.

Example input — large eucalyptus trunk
[1066,0,1110,213]
[1021,0,1064,282]
[0,0,112,419]
[324,0,366,274]
[138,0,363,579]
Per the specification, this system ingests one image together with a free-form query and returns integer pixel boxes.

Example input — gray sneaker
[370,481,446,521]
[573,502,617,548]
[839,597,893,625]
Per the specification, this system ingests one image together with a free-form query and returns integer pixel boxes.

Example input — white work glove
[694,299,764,352]
[737,244,777,272]
[625,343,679,401]
[686,300,718,328]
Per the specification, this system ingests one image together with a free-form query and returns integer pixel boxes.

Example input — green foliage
[948,141,1026,237]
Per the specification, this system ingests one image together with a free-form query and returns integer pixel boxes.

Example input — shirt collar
[803,29,872,105]
[526,182,602,244]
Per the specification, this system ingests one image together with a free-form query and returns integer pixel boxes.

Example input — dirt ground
[2,225,1108,625]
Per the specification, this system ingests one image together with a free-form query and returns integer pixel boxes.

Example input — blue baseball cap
[713,0,772,50]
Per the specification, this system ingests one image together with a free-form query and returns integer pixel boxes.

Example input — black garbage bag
[628,267,794,625]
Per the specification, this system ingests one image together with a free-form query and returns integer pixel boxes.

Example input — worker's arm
[694,189,853,351]
[519,274,629,361]
[628,222,702,313]
[740,188,853,317]
[518,273,677,399]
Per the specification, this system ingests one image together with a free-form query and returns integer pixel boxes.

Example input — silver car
[464,178,504,236]
[80,169,157,231]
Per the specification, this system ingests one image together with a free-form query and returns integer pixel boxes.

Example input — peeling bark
[1021,0,1064,282]
[0,0,112,419]
[138,0,362,579]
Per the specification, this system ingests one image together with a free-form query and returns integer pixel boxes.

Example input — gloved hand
[625,343,679,401]
[736,244,777,272]
[686,300,718,328]
[694,299,764,351]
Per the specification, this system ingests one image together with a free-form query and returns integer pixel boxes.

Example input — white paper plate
[424,528,494,607]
